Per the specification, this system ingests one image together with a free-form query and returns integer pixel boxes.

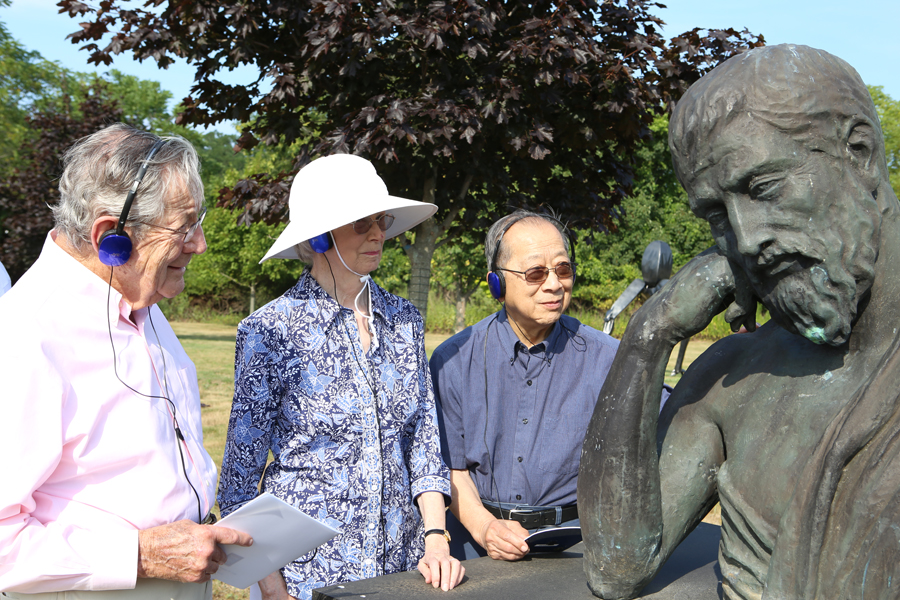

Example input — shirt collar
[294,268,388,328]
[43,231,139,331]
[497,307,564,360]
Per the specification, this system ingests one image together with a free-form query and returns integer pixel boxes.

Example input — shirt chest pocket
[537,413,592,475]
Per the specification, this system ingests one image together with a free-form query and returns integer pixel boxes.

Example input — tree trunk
[405,217,442,324]
[454,292,468,333]
[249,282,257,314]
[403,170,472,324]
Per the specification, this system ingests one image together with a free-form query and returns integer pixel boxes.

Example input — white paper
[213,492,340,589]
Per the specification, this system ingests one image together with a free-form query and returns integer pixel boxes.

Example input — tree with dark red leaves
[0,88,123,283]
[57,0,763,318]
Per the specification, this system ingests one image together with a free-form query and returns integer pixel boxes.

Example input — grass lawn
[171,322,717,598]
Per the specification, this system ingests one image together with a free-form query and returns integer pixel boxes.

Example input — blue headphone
[487,213,576,300]
[97,140,167,267]
[309,232,332,253]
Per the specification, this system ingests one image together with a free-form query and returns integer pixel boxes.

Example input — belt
[483,502,578,529]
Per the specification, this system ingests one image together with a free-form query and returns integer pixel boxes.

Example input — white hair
[53,123,204,251]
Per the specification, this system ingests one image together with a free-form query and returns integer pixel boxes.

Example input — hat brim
[260,195,437,262]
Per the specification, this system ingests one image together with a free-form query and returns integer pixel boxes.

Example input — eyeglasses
[351,213,395,235]
[498,262,575,284]
[139,206,207,243]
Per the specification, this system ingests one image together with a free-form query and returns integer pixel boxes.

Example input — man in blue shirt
[430,210,621,561]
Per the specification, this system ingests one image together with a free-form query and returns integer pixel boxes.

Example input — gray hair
[484,209,571,270]
[669,44,886,188]
[293,240,316,264]
[53,123,204,251]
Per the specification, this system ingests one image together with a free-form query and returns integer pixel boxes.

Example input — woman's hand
[418,535,465,591]
[258,570,297,600]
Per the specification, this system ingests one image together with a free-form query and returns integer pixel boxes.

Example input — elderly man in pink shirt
[0,124,252,599]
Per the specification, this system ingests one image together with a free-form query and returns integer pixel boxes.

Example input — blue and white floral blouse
[218,269,451,600]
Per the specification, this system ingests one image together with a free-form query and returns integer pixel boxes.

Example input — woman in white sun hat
[217,154,464,600]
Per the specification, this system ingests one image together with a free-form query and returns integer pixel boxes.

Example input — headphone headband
[98,138,167,267]
[115,139,167,237]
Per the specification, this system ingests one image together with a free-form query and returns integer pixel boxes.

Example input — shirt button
[522,419,528,424]
[516,494,522,500]
[369,523,375,529]
[527,380,533,386]
[517,456,523,462]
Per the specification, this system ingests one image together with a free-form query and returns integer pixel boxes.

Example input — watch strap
[424,528,451,542]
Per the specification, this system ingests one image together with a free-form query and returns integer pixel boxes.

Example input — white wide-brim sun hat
[260,154,437,262]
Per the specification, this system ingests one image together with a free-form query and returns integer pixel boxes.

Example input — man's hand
[137,520,253,583]
[641,248,757,345]
[480,518,530,561]
[418,536,465,591]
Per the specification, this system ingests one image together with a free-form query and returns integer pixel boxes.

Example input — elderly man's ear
[845,120,884,191]
[90,216,123,254]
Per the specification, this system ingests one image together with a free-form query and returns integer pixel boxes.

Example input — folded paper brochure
[213,493,340,589]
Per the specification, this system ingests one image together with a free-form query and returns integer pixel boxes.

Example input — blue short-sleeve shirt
[430,309,620,507]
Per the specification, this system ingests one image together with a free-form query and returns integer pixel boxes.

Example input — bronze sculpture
[579,44,900,599]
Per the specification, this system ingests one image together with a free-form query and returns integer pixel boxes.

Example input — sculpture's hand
[640,248,756,345]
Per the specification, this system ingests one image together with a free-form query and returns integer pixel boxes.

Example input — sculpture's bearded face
[685,116,880,346]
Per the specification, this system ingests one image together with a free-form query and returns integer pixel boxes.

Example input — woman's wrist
[424,528,451,543]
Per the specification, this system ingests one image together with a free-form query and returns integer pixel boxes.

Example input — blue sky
[2,0,898,136]
[657,0,899,100]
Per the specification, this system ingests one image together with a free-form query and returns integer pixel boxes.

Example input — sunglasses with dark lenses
[351,213,395,234]
[498,262,575,284]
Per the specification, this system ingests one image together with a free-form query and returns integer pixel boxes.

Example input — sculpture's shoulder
[677,325,772,385]
[670,321,854,420]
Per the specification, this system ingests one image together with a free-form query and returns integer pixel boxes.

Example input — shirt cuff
[411,475,451,500]
[88,527,139,590]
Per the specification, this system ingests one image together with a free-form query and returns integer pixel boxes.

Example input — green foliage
[0,84,125,281]
[425,288,498,334]
[431,225,487,299]
[160,206,306,318]
[0,31,64,177]
[373,238,411,297]
[869,85,900,195]
[91,69,171,129]
[571,114,713,313]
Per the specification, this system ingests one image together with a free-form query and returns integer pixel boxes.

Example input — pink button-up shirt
[0,233,217,593]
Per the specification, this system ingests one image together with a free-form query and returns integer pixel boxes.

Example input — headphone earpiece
[98,229,133,267]
[487,271,505,300]
[310,232,332,253]
[98,138,166,267]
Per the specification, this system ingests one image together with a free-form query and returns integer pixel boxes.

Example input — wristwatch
[424,528,452,542]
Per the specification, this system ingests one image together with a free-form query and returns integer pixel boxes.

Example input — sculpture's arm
[578,250,754,599]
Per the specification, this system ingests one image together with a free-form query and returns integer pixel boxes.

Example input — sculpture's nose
[729,202,776,259]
